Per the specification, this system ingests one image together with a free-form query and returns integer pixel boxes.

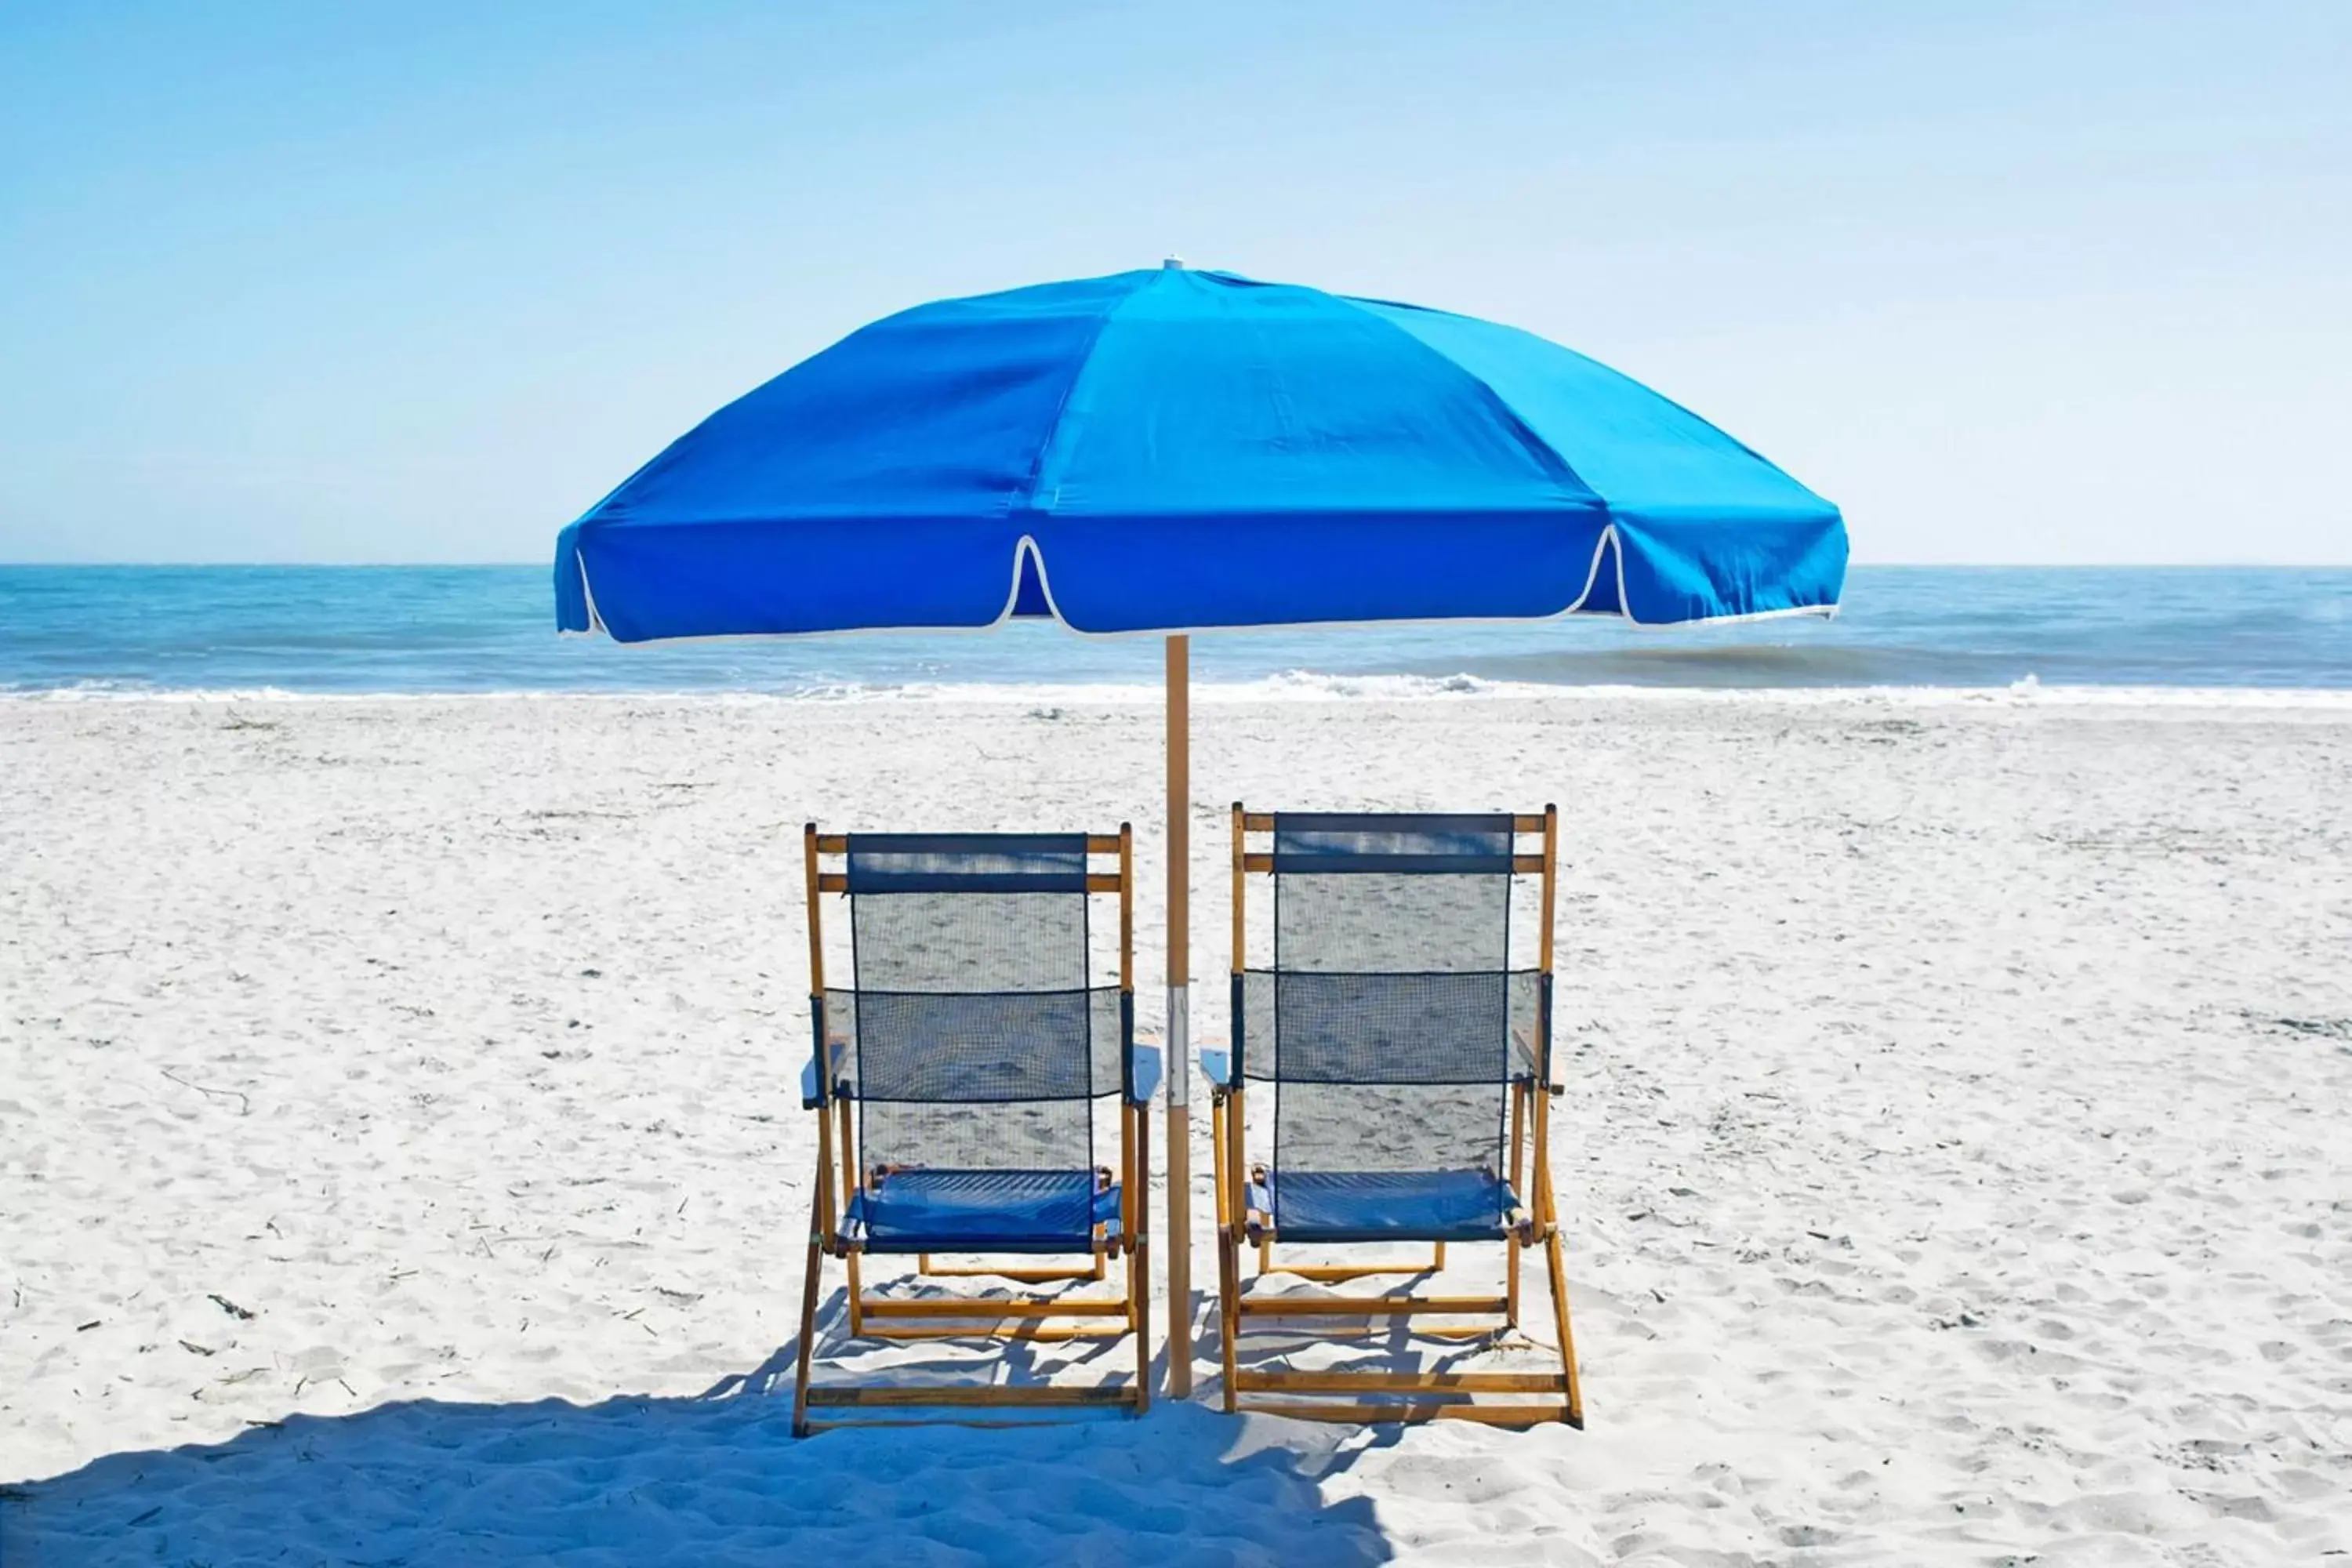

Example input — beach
[4,688,2349,1565]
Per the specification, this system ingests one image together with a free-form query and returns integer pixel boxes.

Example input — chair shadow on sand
[4,1286,1398,1567]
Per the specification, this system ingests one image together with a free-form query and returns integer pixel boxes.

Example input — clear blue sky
[2,2,2345,564]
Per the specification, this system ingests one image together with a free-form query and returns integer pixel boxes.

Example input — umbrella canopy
[552,263,1847,1403]
[556,266,1845,641]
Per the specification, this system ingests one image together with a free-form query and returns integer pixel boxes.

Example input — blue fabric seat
[844,1170,1123,1254]
[1250,1170,1520,1243]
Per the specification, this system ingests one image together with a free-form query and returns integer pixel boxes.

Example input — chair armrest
[1127,1044,1163,1105]
[1509,1025,1546,1087]
[802,1033,853,1109]
[1200,1047,1233,1090]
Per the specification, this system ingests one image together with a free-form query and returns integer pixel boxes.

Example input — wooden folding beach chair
[1207,807,1583,1427]
[792,826,1157,1435]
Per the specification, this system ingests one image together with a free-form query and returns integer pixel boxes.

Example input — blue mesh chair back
[1239,813,1541,1239]
[826,835,1125,1203]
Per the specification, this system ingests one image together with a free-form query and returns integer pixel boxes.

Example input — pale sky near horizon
[2,2,2345,566]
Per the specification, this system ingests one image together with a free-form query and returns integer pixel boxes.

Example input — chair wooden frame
[792,824,1152,1436]
[1210,804,1584,1428]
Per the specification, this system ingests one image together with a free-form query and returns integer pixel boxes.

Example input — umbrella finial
[1162,253,1186,270]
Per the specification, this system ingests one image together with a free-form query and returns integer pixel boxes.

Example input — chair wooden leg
[1507,1080,1527,1327]
[1544,1223,1584,1429]
[1131,1237,1152,1414]
[1218,1225,1241,1414]
[1210,1092,1228,1229]
[1134,1108,1153,1410]
[791,1195,827,1438]
[845,1248,864,1335]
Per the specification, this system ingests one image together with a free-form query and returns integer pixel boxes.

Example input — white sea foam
[10,673,2352,709]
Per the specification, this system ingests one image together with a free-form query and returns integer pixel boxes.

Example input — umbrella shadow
[5,1294,1394,1566]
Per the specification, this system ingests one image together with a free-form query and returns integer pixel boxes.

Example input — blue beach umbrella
[553,262,1847,1390]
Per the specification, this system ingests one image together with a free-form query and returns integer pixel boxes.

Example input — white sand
[4,689,2349,1566]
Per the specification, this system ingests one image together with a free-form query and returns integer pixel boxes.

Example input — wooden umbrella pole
[1165,634,1193,1399]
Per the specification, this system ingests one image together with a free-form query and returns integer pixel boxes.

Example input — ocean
[2,564,2347,697]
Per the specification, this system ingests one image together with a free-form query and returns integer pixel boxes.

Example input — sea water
[2,565,2347,697]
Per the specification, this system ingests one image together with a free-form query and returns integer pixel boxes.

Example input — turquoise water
[1,565,2347,695]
